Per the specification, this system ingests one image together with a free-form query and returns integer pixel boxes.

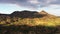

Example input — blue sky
[0,0,60,16]
[0,4,32,14]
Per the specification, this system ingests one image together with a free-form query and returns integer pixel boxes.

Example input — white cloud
[28,0,40,4]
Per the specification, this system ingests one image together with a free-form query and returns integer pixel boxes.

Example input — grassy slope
[0,16,60,27]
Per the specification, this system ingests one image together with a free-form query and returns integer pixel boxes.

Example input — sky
[0,0,60,16]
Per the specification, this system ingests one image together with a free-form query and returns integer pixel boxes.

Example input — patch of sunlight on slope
[55,18,60,25]
[47,22,56,26]
[33,18,60,27]
[33,18,47,26]
[35,21,57,27]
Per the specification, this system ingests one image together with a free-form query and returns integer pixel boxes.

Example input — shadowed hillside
[10,10,47,18]
[0,10,55,18]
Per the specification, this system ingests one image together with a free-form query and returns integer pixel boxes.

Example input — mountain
[10,10,47,18]
[39,10,48,15]
[39,10,56,19]
[0,10,60,26]
[0,10,56,18]
[0,10,60,34]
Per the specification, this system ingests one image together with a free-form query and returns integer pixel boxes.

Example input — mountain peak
[40,10,48,15]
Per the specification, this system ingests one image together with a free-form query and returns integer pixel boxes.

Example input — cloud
[28,0,40,4]
[0,0,39,10]
[0,0,60,10]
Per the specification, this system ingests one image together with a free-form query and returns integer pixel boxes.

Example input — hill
[0,10,60,34]
[0,10,60,26]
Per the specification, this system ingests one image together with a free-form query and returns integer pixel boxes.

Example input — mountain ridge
[0,10,57,18]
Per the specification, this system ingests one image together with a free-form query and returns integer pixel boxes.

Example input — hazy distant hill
[0,10,60,26]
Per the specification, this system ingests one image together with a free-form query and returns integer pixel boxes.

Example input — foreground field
[0,25,60,34]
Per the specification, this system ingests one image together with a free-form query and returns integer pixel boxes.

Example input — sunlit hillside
[0,10,60,27]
